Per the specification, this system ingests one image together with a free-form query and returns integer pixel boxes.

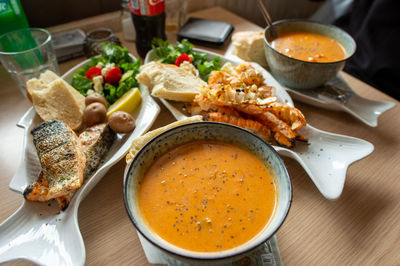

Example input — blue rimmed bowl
[264,19,356,89]
[123,121,292,264]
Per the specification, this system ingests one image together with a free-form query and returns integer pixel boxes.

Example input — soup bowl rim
[263,18,357,65]
[123,121,292,262]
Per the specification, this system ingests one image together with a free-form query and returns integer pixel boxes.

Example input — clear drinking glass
[165,0,188,32]
[0,28,59,97]
[121,0,136,41]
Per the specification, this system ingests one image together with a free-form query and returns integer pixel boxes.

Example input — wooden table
[1,7,399,266]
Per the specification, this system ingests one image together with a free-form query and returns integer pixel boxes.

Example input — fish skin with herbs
[25,120,86,200]
[79,123,116,178]
[56,123,116,210]
[25,121,116,210]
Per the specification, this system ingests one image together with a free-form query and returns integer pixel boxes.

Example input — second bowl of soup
[123,122,291,264]
[264,19,356,89]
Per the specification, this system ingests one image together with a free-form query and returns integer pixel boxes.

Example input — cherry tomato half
[105,67,122,84]
[85,67,102,80]
[174,53,191,66]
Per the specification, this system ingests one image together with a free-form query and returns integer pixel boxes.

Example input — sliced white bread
[136,61,207,102]
[39,70,59,83]
[29,78,85,131]
[26,70,59,100]
[126,115,203,165]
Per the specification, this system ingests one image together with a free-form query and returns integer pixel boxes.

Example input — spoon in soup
[257,0,277,38]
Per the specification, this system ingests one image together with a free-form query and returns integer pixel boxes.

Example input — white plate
[144,48,374,200]
[0,55,160,266]
[225,44,396,127]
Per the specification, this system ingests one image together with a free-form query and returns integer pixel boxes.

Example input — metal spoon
[257,0,278,38]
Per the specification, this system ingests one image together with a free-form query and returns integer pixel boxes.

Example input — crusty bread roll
[231,31,268,68]
[26,70,59,100]
[136,62,207,102]
[25,78,46,101]
[39,70,60,84]
[125,115,203,165]
[28,77,85,131]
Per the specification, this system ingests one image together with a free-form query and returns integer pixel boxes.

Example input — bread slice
[39,70,60,83]
[30,78,85,130]
[26,71,85,108]
[231,31,268,68]
[126,115,203,165]
[26,70,59,100]
[137,62,207,102]
[26,78,46,101]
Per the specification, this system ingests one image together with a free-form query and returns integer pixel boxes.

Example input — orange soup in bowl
[138,140,277,252]
[271,31,346,63]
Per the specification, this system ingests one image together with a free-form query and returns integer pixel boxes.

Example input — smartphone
[177,17,234,47]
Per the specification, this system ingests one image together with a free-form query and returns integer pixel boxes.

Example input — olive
[83,102,107,127]
[108,111,136,133]
[85,93,108,108]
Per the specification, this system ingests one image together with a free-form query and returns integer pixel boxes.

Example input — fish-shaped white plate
[0,55,160,266]
[144,48,374,200]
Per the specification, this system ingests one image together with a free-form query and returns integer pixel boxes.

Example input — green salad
[151,38,220,80]
[71,43,141,104]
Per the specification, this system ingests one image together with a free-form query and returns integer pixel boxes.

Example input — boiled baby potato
[83,102,107,127]
[108,111,136,133]
[85,93,108,108]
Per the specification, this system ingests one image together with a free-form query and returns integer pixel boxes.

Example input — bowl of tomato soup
[264,19,356,89]
[123,122,291,263]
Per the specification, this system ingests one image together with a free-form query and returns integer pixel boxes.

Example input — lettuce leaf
[71,43,141,105]
[151,38,221,80]
[71,73,93,95]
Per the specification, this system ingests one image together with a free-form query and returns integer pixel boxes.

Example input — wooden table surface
[1,7,399,266]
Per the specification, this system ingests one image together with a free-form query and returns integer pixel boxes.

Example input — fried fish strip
[204,112,272,142]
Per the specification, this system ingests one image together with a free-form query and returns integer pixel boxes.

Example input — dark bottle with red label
[129,0,166,58]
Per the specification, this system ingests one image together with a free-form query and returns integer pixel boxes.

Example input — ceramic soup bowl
[123,122,292,264]
[264,19,356,89]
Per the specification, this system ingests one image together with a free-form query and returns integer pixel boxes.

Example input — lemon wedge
[107,88,142,117]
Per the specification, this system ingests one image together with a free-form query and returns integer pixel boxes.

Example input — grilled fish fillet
[23,172,49,202]
[56,123,116,210]
[25,122,116,210]
[79,123,116,178]
[24,120,86,201]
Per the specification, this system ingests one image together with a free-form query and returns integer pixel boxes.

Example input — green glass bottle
[0,0,29,36]
[0,1,41,70]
